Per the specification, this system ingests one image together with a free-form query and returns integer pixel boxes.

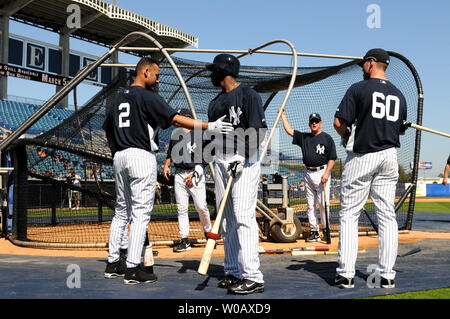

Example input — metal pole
[118,47,362,60]
[253,39,298,163]
[282,176,289,208]
[101,64,295,76]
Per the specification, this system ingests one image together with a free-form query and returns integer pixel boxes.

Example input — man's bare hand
[185,173,194,188]
[163,165,171,181]
[321,171,330,185]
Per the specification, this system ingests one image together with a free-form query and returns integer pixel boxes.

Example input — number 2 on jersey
[371,92,399,122]
[118,102,130,128]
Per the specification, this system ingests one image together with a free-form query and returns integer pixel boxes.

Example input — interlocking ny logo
[229,106,242,125]
[186,141,197,154]
[316,144,325,155]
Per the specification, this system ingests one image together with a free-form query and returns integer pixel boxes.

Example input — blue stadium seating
[0,100,73,135]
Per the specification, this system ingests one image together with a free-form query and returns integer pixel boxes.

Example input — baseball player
[163,108,212,252]
[206,53,267,295]
[70,170,82,210]
[280,110,336,242]
[102,57,233,284]
[442,155,450,186]
[334,48,407,289]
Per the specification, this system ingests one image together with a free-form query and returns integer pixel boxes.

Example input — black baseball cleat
[123,266,157,285]
[227,279,264,295]
[173,238,192,252]
[305,231,321,242]
[104,259,126,279]
[334,275,354,289]
[218,274,240,289]
[380,277,395,289]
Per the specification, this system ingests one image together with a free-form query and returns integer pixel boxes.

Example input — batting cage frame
[0,31,423,248]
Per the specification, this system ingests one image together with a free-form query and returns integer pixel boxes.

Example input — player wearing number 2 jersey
[333,48,407,289]
[103,57,233,284]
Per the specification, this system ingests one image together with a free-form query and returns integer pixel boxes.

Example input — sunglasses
[309,120,320,125]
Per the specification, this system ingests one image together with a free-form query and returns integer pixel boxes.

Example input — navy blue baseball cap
[358,48,390,67]
[309,113,322,122]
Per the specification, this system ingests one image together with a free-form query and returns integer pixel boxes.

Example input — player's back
[106,86,176,153]
[338,78,407,154]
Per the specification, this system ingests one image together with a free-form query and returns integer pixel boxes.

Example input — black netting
[12,54,420,245]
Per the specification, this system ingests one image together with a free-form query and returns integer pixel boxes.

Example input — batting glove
[403,120,412,128]
[400,120,411,135]
[227,155,245,178]
[207,115,233,135]
[192,165,203,187]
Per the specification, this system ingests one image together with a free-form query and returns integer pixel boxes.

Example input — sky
[6,0,450,178]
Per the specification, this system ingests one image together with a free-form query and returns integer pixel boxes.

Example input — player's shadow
[175,260,224,291]
[287,260,338,286]
[97,259,177,269]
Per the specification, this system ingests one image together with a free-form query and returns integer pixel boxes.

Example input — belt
[306,165,325,172]
[175,167,194,172]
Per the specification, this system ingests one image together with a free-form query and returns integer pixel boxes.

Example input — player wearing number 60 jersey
[333,48,407,289]
[102,57,233,285]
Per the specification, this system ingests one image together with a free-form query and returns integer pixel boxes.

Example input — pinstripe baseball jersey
[335,78,407,154]
[103,86,177,153]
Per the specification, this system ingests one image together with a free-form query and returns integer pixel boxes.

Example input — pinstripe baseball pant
[107,148,156,268]
[304,166,331,232]
[174,169,211,239]
[214,156,264,284]
[336,147,399,280]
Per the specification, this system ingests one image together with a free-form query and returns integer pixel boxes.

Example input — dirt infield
[2,230,449,260]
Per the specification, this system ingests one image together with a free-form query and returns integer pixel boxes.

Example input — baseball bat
[322,184,331,244]
[405,122,450,138]
[143,232,158,257]
[259,246,329,255]
[293,246,330,251]
[259,249,290,255]
[291,250,338,256]
[198,175,233,275]
[397,247,421,257]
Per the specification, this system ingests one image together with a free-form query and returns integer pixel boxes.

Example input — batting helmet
[206,54,240,77]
